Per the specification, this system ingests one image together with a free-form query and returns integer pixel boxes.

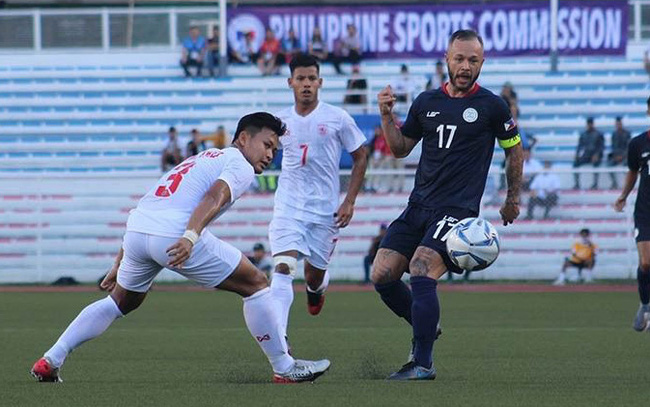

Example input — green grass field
[2,288,649,406]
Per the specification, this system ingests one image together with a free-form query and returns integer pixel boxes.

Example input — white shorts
[268,216,339,270]
[117,231,242,293]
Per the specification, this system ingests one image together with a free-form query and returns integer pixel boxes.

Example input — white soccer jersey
[274,102,366,225]
[127,147,255,238]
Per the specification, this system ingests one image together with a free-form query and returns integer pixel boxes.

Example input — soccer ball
[445,217,500,271]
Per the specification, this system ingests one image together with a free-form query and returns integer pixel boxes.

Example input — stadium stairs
[0,55,644,283]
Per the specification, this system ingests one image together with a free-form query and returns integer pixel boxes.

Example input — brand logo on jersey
[463,108,478,123]
[256,334,271,342]
[426,111,440,117]
[503,118,516,131]
[642,152,650,158]
[318,124,328,136]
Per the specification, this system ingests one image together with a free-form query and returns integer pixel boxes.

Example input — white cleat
[272,359,331,384]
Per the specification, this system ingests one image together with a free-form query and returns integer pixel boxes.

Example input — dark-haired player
[31,112,330,384]
[374,30,524,380]
[269,54,367,338]
[614,96,650,332]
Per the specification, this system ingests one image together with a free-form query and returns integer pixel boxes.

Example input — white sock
[243,287,294,374]
[307,270,330,294]
[44,296,123,368]
[270,272,294,336]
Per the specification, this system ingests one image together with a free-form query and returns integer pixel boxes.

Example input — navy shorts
[379,204,478,274]
[635,213,650,243]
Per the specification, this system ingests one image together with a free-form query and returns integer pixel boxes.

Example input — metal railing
[0,167,639,283]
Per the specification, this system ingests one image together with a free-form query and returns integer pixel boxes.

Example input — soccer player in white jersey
[30,113,330,384]
[270,54,368,337]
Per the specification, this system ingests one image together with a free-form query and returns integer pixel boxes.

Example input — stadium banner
[227,1,627,58]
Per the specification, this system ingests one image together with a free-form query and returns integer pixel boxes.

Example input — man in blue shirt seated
[180,26,207,77]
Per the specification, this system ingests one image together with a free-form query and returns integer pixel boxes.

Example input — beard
[447,65,478,91]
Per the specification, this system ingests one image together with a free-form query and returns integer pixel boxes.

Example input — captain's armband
[498,134,521,149]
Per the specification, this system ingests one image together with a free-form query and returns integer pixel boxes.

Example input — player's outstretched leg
[223,255,330,383]
[633,267,650,332]
[305,262,329,316]
[31,288,141,382]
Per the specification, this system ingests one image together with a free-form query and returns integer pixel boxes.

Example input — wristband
[182,229,199,246]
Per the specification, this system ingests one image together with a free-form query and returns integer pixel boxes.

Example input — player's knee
[640,261,650,273]
[409,256,431,277]
[110,289,144,315]
[370,263,395,285]
[273,256,297,277]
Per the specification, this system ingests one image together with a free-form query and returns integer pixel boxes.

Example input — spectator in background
[230,31,258,65]
[573,117,605,190]
[206,26,220,77]
[257,28,281,76]
[425,60,446,91]
[607,116,631,189]
[363,224,388,284]
[392,64,417,103]
[280,28,301,65]
[500,81,519,117]
[333,24,361,74]
[161,126,182,172]
[308,27,329,62]
[522,147,543,191]
[248,243,273,278]
[553,228,597,285]
[203,125,229,149]
[343,65,368,107]
[180,26,206,78]
[186,128,206,158]
[526,160,560,220]
[368,126,391,192]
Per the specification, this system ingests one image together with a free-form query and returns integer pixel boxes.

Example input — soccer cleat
[306,289,325,315]
[632,304,650,332]
[387,361,437,381]
[30,357,62,383]
[272,359,331,384]
[406,325,443,364]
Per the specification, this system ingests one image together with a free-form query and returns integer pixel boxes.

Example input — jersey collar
[442,81,480,98]
[292,101,321,119]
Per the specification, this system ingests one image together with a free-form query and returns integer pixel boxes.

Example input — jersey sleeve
[627,137,641,172]
[400,95,423,140]
[218,155,255,203]
[491,96,521,149]
[339,110,367,153]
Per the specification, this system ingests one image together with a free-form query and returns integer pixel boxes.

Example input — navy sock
[638,267,650,305]
[411,276,439,369]
[374,280,413,325]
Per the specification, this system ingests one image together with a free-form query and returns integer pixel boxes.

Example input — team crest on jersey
[318,124,328,136]
[463,108,478,123]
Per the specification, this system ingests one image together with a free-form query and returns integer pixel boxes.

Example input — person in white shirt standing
[526,160,561,220]
[270,54,368,339]
[30,112,330,384]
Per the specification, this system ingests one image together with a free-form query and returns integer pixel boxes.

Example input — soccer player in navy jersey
[373,30,524,380]
[614,96,650,332]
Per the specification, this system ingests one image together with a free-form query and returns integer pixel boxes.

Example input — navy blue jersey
[628,131,650,218]
[401,84,520,213]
